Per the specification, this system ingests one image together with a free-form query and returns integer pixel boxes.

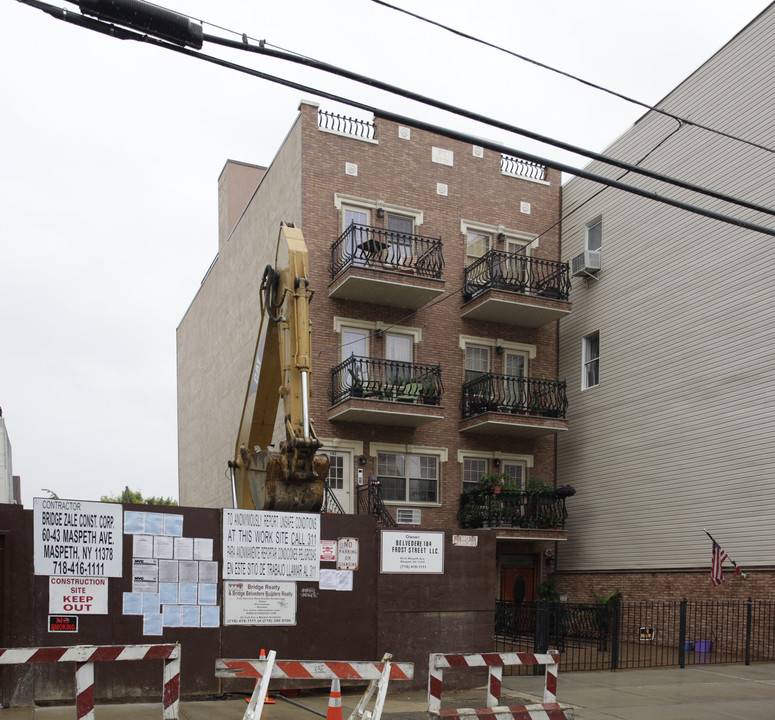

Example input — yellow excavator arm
[228,223,329,511]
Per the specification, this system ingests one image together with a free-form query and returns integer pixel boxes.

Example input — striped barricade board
[0,644,180,720]
[428,651,573,720]
[216,658,414,681]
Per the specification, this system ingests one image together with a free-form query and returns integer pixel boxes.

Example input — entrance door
[501,565,536,603]
[326,450,353,513]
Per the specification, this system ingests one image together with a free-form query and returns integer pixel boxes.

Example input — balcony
[328,356,444,427]
[458,487,571,533]
[329,223,445,309]
[461,251,571,327]
[459,374,568,438]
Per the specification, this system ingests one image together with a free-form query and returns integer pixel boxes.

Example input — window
[386,213,414,265]
[586,219,602,252]
[378,452,438,503]
[385,332,413,385]
[341,326,369,390]
[462,456,527,491]
[466,230,491,266]
[343,206,371,265]
[582,331,600,389]
[463,457,488,491]
[500,461,525,490]
[327,452,344,490]
[504,350,527,407]
[465,344,489,383]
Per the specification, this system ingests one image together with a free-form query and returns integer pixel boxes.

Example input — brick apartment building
[177,100,572,601]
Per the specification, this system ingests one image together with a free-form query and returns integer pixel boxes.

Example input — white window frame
[334,194,424,227]
[370,443,447,506]
[585,218,602,252]
[458,450,533,492]
[582,331,600,389]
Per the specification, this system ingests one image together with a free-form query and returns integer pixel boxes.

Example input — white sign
[34,498,123,577]
[49,577,108,614]
[336,537,359,570]
[223,581,296,625]
[381,530,444,574]
[452,535,478,547]
[320,540,337,562]
[222,509,320,581]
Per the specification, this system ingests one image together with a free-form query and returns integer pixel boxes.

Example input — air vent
[571,250,602,277]
[396,508,421,525]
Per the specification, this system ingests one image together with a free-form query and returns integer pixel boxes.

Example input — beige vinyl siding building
[177,124,301,509]
[556,4,775,589]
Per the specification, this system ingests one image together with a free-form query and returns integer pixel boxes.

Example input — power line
[370,0,775,157]
[199,32,775,220]
[16,0,775,239]
[33,0,775,219]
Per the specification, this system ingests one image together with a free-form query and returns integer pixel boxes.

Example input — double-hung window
[386,213,414,265]
[465,344,489,383]
[385,332,413,385]
[582,331,600,389]
[586,218,602,252]
[378,451,438,503]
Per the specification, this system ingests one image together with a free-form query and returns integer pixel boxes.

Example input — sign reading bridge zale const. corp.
[222,509,320,582]
[33,498,124,577]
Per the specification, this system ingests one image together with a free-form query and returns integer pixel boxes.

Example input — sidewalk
[2,664,775,719]
[500,662,775,719]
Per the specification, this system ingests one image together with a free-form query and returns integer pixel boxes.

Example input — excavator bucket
[243,448,329,512]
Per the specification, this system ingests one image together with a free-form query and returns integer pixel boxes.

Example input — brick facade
[178,100,570,600]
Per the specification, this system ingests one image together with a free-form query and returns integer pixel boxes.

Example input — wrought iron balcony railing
[500,153,547,182]
[318,109,375,140]
[463,250,570,302]
[459,487,569,530]
[331,355,443,406]
[330,223,444,280]
[461,373,567,419]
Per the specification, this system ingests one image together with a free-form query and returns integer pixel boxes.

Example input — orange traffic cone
[326,678,343,720]
[246,649,276,704]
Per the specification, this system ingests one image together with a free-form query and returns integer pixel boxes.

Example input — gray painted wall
[557,6,775,571]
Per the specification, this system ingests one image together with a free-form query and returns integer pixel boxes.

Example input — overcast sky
[1,0,770,508]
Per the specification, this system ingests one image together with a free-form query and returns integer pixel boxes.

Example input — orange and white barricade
[0,643,180,719]
[427,651,573,720]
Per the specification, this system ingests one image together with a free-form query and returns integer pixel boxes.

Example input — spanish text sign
[380,530,444,574]
[222,509,320,581]
[34,498,123,577]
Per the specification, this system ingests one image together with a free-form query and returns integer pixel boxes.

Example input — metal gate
[495,599,775,673]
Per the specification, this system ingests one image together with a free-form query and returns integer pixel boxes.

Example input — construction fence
[495,598,775,673]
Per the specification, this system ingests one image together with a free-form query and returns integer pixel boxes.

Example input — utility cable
[370,0,775,156]
[199,31,775,219]
[17,0,775,239]
[24,0,775,219]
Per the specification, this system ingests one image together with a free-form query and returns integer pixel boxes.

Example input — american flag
[711,539,728,586]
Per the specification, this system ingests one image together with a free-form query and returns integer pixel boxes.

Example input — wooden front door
[501,565,536,604]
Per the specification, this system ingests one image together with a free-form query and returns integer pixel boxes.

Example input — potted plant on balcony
[479,472,512,495]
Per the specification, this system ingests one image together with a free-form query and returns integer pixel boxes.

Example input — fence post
[534,602,549,675]
[679,598,687,669]
[745,597,752,666]
[610,602,620,671]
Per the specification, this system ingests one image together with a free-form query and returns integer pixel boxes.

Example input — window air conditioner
[396,508,422,525]
[571,250,602,277]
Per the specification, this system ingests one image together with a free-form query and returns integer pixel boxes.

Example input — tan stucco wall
[177,116,303,507]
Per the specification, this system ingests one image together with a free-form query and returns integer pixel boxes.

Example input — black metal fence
[463,250,570,302]
[331,355,443,406]
[461,373,567,419]
[330,223,444,280]
[495,599,775,673]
